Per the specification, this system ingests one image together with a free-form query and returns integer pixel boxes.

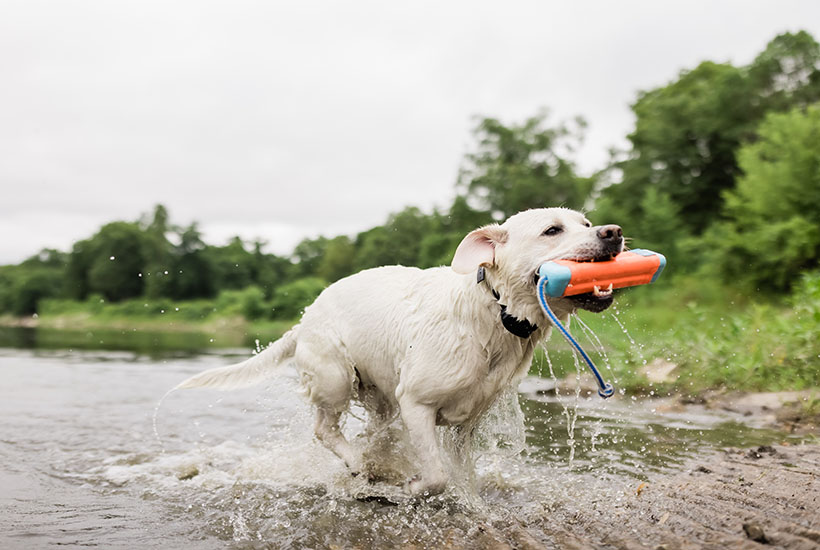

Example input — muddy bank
[543,371,820,436]
[467,444,819,550]
[696,392,819,436]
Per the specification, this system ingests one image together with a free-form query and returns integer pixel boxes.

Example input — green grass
[536,271,820,395]
[8,272,820,394]
[32,293,295,349]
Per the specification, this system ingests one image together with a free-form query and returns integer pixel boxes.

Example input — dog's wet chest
[437,337,534,425]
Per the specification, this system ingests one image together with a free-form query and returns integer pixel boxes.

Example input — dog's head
[452,207,624,323]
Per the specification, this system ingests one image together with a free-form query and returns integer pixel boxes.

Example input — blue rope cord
[537,276,614,399]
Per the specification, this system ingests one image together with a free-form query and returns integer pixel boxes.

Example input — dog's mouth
[551,250,621,313]
[567,290,614,313]
[566,250,621,263]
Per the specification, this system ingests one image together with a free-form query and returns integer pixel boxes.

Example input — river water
[0,345,800,549]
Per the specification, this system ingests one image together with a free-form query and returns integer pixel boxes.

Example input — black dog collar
[478,268,538,339]
[499,302,539,338]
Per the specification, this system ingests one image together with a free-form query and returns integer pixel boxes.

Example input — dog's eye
[583,221,592,228]
[542,226,563,236]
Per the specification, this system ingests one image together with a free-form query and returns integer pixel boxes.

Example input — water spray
[536,249,666,399]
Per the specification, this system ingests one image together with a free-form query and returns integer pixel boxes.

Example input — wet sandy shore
[464,444,819,550]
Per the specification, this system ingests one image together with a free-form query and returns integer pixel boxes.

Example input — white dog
[177,208,624,496]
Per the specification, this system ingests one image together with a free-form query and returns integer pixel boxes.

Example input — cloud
[1,0,819,263]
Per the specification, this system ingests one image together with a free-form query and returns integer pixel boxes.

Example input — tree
[446,194,494,234]
[459,111,592,219]
[205,237,256,291]
[715,104,820,291]
[172,223,216,299]
[65,238,93,300]
[417,197,494,268]
[85,222,148,301]
[141,204,176,299]
[595,31,820,247]
[292,236,330,278]
[594,186,684,268]
[602,62,754,238]
[354,226,393,271]
[254,251,296,300]
[748,30,820,112]
[318,236,356,282]
[354,207,433,270]
[270,277,326,319]
[0,250,67,315]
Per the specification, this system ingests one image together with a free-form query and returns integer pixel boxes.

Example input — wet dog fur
[177,207,624,496]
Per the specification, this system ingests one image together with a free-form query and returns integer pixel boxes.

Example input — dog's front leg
[399,398,447,496]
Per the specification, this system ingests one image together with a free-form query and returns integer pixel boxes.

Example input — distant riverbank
[0,311,293,353]
[2,272,819,400]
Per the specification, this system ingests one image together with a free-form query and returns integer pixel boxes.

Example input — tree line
[2,30,819,318]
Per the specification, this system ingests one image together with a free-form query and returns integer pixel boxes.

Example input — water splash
[611,310,648,367]
[152,387,177,454]
[565,349,585,466]
[573,314,616,384]
[541,345,582,468]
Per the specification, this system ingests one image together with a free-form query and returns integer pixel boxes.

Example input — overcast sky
[2,1,819,264]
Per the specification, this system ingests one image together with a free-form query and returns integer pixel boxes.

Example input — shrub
[270,277,326,320]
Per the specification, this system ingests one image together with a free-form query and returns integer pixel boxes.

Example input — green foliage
[595,30,820,272]
[598,61,753,238]
[0,250,68,315]
[292,236,330,278]
[790,271,820,363]
[748,30,820,111]
[270,277,326,320]
[0,259,65,316]
[141,204,176,299]
[353,207,434,270]
[254,250,294,300]
[3,31,820,397]
[318,236,356,282]
[560,271,820,394]
[715,104,820,291]
[417,197,495,268]
[84,222,148,302]
[459,111,592,218]
[593,186,684,267]
[173,248,216,300]
[204,237,256,291]
[209,286,268,320]
[239,286,267,320]
[417,229,461,269]
[354,226,393,270]
[65,238,93,300]
[660,270,820,392]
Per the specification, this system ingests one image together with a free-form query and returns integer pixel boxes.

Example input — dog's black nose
[596,224,623,243]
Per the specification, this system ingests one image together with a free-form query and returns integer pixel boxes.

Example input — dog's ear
[451,224,508,274]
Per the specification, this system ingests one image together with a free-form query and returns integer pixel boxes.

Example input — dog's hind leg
[297,345,363,475]
[314,406,362,475]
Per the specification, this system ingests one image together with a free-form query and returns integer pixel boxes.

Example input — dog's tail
[175,328,299,391]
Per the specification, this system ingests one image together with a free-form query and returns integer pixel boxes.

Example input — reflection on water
[0,347,805,549]
[0,325,219,357]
